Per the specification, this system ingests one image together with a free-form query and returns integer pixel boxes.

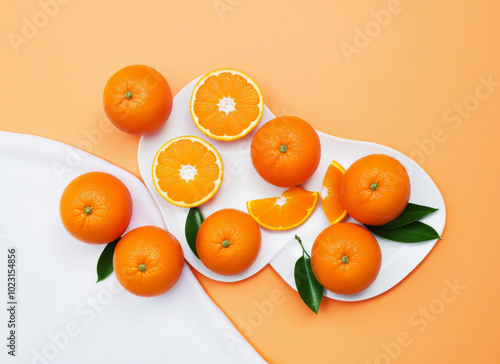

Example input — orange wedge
[190,68,264,141]
[246,187,318,230]
[152,136,223,207]
[321,160,347,224]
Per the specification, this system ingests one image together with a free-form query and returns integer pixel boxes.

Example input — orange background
[1,0,499,363]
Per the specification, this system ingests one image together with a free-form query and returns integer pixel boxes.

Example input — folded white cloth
[0,131,266,364]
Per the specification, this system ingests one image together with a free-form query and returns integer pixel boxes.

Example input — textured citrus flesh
[246,187,319,230]
[250,116,321,187]
[321,160,347,224]
[190,69,264,141]
[341,154,411,226]
[59,172,132,244]
[196,209,261,276]
[152,136,223,207]
[113,226,184,297]
[311,223,382,295]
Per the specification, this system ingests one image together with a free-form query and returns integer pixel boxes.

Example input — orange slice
[246,187,318,231]
[190,68,264,141]
[152,136,223,207]
[321,160,347,224]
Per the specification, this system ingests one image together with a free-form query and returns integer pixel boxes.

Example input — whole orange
[113,226,184,297]
[250,116,321,187]
[196,209,261,275]
[59,172,132,244]
[341,154,410,226]
[311,223,382,295]
[103,65,173,135]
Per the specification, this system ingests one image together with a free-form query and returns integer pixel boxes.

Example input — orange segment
[246,187,319,230]
[321,160,347,224]
[190,68,264,141]
[152,136,223,207]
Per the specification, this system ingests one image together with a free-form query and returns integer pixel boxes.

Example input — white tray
[138,77,446,301]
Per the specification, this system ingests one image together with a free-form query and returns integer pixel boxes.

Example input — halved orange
[190,68,264,141]
[321,160,347,224]
[246,187,318,230]
[152,136,223,207]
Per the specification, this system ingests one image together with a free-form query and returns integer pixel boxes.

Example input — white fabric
[0,131,266,364]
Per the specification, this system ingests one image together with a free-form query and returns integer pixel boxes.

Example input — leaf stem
[295,235,310,258]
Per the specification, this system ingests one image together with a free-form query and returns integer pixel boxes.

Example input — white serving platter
[138,77,446,301]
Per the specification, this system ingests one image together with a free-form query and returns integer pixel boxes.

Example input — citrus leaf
[294,254,323,314]
[96,237,120,283]
[382,203,439,229]
[185,207,204,259]
[365,221,442,243]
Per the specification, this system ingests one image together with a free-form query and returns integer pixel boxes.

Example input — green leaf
[185,207,204,259]
[96,237,120,283]
[382,203,439,229]
[365,221,442,243]
[294,254,323,314]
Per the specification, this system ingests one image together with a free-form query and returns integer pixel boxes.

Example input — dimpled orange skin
[113,226,184,297]
[341,154,411,226]
[311,223,382,295]
[103,65,173,135]
[250,116,321,187]
[59,172,132,244]
[196,209,261,276]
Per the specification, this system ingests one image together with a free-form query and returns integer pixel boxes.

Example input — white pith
[275,197,287,207]
[179,164,197,181]
[218,96,236,115]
